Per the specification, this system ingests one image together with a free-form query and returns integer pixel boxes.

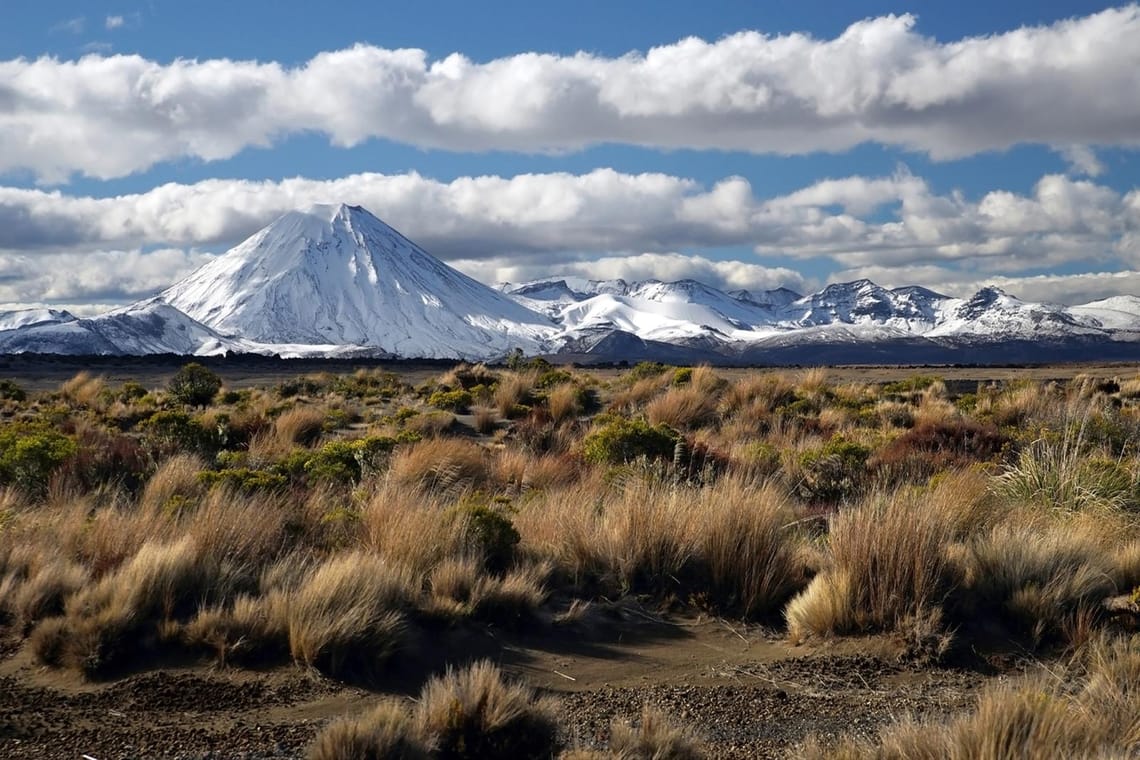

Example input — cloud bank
[3,6,1140,180]
[1,167,1137,305]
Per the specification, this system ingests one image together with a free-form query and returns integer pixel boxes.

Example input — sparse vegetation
[4,362,1140,757]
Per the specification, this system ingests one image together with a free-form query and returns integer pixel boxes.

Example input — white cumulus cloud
[4,6,1140,181]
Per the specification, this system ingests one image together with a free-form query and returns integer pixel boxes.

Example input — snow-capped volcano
[2,202,1140,363]
[162,204,554,359]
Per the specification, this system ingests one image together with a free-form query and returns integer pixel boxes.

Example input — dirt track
[0,617,1000,759]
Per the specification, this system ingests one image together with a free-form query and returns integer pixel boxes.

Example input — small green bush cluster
[581,415,681,465]
[0,424,77,493]
[449,497,520,572]
[883,375,943,395]
[797,435,871,503]
[168,363,222,406]
[198,467,289,493]
[293,436,398,484]
[0,379,27,402]
[427,389,473,413]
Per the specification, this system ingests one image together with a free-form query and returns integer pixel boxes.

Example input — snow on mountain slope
[2,199,1139,360]
[774,280,950,332]
[0,300,239,356]
[556,293,757,343]
[163,204,555,360]
[1068,296,1140,332]
[729,287,803,308]
[927,287,1101,340]
[0,308,76,331]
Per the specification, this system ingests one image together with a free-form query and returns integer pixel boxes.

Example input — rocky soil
[0,616,1004,759]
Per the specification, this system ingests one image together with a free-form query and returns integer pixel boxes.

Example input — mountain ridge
[1,203,1139,364]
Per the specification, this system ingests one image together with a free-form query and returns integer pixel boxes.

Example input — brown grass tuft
[287,551,415,680]
[309,699,430,760]
[388,438,490,495]
[274,405,326,447]
[646,386,719,430]
[547,382,583,424]
[415,660,561,759]
[786,489,957,642]
[608,705,706,760]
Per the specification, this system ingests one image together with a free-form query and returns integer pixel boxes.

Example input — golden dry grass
[608,705,706,760]
[388,437,490,495]
[415,660,561,759]
[547,382,583,423]
[286,551,415,680]
[786,488,957,641]
[646,386,720,430]
[309,699,429,760]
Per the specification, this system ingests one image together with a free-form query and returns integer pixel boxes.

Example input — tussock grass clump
[786,489,957,642]
[547,382,584,424]
[646,386,720,431]
[958,523,1114,648]
[2,558,88,632]
[138,454,205,512]
[273,405,327,447]
[415,660,561,759]
[32,536,248,677]
[309,699,430,760]
[183,590,290,667]
[389,438,489,495]
[607,705,707,760]
[427,557,549,626]
[494,372,537,418]
[993,419,1135,513]
[287,551,416,681]
[795,635,1140,760]
[698,479,807,619]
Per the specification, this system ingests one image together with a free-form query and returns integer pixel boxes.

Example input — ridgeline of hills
[4,204,1140,364]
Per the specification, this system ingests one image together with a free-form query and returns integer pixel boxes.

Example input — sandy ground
[0,614,1002,759]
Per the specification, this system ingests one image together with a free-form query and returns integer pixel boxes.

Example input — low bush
[581,416,680,465]
[449,497,520,573]
[168,362,222,406]
[795,435,871,503]
[428,389,474,413]
[0,424,77,495]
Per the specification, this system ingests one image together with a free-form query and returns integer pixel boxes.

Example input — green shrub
[0,379,27,402]
[427,389,474,413]
[581,416,681,465]
[168,362,222,406]
[671,367,693,386]
[275,375,327,399]
[0,425,76,494]
[303,436,397,484]
[797,435,871,503]
[198,468,289,493]
[535,368,574,389]
[883,375,943,395]
[140,410,216,458]
[331,370,408,399]
[116,380,148,402]
[625,361,668,382]
[450,498,520,573]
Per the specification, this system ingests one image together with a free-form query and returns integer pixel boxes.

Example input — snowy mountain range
[3,203,1140,364]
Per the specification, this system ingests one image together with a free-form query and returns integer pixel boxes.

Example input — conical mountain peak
[160,204,552,358]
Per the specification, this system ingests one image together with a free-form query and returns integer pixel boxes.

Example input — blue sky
[0,1,1138,310]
